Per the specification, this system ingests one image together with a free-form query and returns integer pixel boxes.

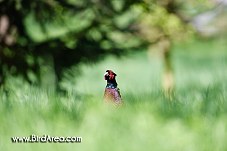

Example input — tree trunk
[0,66,4,87]
[160,37,174,96]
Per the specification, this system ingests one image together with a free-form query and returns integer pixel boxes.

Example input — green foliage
[137,2,193,42]
[1,0,218,86]
[24,9,96,42]
[178,0,216,16]
[0,0,144,86]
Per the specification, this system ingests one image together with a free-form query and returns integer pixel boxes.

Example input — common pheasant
[104,70,122,106]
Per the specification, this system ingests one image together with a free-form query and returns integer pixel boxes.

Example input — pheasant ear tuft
[106,69,117,76]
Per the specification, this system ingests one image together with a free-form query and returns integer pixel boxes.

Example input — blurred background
[1,0,227,151]
[0,0,227,92]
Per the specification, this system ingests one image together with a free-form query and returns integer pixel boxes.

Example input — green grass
[1,39,227,151]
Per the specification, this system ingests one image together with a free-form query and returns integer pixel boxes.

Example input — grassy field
[1,39,227,151]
